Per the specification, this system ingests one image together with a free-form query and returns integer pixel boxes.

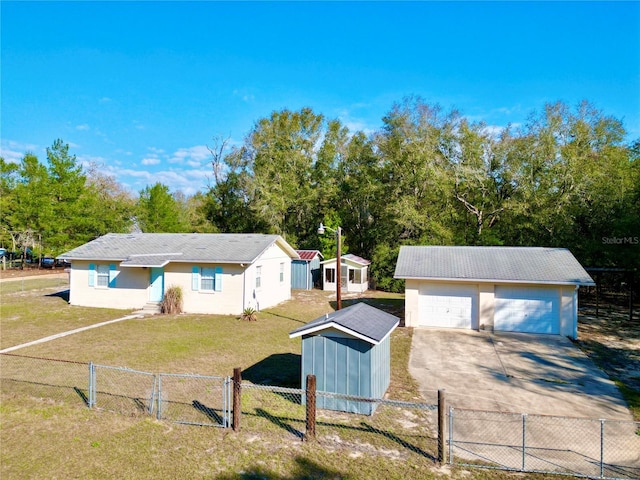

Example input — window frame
[96,264,110,288]
[256,265,262,289]
[325,267,336,284]
[200,267,216,292]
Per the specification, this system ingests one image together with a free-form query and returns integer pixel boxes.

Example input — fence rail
[2,353,639,480]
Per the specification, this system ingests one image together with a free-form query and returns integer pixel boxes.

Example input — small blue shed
[289,302,399,415]
[291,250,323,290]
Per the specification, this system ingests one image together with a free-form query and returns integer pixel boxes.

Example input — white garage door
[419,284,478,329]
[494,286,560,334]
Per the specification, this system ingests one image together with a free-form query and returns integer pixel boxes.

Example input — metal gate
[157,373,231,427]
[89,364,231,426]
[91,364,157,416]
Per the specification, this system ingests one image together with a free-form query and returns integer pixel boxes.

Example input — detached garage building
[394,246,595,339]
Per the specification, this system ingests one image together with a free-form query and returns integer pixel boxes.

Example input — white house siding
[245,243,293,312]
[68,244,293,316]
[167,263,246,315]
[68,260,149,310]
[322,259,369,293]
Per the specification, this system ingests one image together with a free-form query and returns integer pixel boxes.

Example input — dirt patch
[0,267,68,280]
[576,301,640,392]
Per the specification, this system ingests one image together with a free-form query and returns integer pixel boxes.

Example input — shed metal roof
[59,233,299,265]
[289,302,399,345]
[294,250,324,262]
[321,253,371,266]
[394,246,595,286]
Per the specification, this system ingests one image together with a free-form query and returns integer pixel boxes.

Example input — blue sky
[2,1,639,196]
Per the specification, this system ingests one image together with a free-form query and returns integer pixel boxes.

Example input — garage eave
[395,275,595,287]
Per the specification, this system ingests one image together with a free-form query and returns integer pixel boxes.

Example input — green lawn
[0,279,564,479]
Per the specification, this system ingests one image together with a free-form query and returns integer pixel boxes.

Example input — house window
[325,267,336,283]
[256,266,262,289]
[200,267,215,291]
[349,269,355,283]
[279,262,285,283]
[192,266,223,292]
[96,264,109,287]
[354,269,362,284]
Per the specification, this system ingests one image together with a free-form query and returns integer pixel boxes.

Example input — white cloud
[141,157,161,166]
[76,124,90,131]
[168,145,210,165]
[0,140,43,163]
[99,97,112,103]
[482,125,505,138]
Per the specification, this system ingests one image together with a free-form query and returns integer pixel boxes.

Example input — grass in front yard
[0,283,612,479]
[0,278,127,350]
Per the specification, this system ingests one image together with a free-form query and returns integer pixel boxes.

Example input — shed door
[494,286,560,334]
[418,284,478,329]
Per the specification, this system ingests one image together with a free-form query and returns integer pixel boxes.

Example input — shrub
[161,285,183,314]
[241,306,257,321]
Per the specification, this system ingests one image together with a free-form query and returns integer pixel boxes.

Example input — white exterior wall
[244,243,292,312]
[68,243,294,315]
[560,286,579,339]
[169,263,246,315]
[403,279,420,327]
[478,283,495,331]
[68,260,149,310]
[405,280,578,337]
[322,259,369,293]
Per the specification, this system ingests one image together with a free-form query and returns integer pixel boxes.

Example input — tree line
[2,98,638,289]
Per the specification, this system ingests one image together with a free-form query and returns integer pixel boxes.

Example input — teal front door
[150,268,164,302]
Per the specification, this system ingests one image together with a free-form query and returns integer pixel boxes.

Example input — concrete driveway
[410,329,633,420]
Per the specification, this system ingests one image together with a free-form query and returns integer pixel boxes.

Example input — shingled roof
[59,233,299,266]
[394,246,594,286]
[289,302,399,345]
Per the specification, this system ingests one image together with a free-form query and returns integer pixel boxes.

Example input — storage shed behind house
[289,302,399,415]
[291,250,323,290]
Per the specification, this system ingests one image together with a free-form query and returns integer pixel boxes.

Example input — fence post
[156,375,162,420]
[232,367,242,432]
[438,389,446,464]
[448,406,454,464]
[522,413,527,472]
[88,362,95,408]
[600,419,605,478]
[305,374,316,441]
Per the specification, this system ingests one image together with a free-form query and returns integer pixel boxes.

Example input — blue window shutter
[108,264,117,288]
[214,266,223,292]
[88,263,96,287]
[192,266,200,291]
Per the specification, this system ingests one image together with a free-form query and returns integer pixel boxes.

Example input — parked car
[55,259,71,268]
[40,257,55,268]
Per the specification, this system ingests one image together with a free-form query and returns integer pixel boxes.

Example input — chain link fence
[0,353,89,406]
[449,407,640,480]
[92,364,157,416]
[157,373,231,427]
[239,383,306,438]
[315,391,438,461]
[3,353,639,480]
